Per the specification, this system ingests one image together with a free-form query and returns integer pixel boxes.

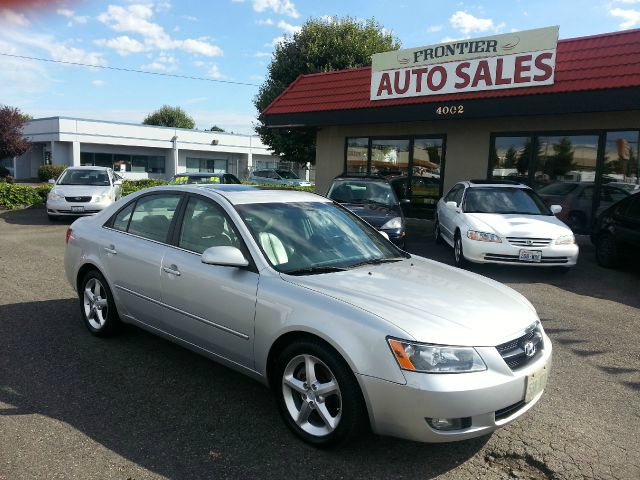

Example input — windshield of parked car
[537,183,579,196]
[276,170,299,179]
[327,179,398,207]
[172,175,221,185]
[463,187,552,215]
[57,169,110,186]
[236,201,405,274]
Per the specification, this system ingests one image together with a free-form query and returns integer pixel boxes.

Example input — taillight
[66,227,72,244]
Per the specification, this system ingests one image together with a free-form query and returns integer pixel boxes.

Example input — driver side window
[178,197,241,254]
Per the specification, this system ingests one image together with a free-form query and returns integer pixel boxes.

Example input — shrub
[121,179,169,196]
[38,164,66,182]
[0,165,10,178]
[0,183,52,209]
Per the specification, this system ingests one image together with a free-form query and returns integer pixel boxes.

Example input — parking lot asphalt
[0,207,639,480]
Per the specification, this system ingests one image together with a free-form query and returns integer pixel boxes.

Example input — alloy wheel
[83,277,109,330]
[281,354,342,438]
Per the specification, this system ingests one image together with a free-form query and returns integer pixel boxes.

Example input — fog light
[426,417,471,431]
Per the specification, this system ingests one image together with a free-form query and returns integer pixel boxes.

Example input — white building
[5,117,280,181]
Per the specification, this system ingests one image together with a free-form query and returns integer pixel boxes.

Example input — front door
[160,195,259,368]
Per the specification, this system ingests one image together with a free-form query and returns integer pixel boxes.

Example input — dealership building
[4,117,281,181]
[263,27,640,221]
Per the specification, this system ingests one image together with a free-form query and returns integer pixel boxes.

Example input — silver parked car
[47,166,123,220]
[64,185,552,447]
[248,168,312,187]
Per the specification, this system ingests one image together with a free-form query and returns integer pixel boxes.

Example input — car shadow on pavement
[0,206,75,226]
[0,298,488,480]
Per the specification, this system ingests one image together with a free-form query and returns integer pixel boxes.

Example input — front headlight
[387,338,487,373]
[555,234,575,245]
[467,230,502,243]
[381,217,402,229]
[48,190,64,201]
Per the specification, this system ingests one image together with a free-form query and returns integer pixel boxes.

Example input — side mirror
[48,179,56,185]
[379,231,390,240]
[446,201,458,209]
[550,205,562,214]
[201,246,249,268]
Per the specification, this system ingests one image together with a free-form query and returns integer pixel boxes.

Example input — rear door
[101,192,184,328]
[159,194,259,368]
[617,195,640,247]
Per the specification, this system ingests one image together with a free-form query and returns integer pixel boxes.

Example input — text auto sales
[370,50,556,100]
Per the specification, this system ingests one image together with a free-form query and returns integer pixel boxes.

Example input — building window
[186,157,228,173]
[603,131,640,186]
[371,139,410,176]
[346,137,369,174]
[490,136,531,183]
[81,152,165,174]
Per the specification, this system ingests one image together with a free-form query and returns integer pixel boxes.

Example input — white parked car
[435,180,579,268]
[64,185,551,447]
[47,166,123,221]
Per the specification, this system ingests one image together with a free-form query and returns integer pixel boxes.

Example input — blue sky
[0,0,638,134]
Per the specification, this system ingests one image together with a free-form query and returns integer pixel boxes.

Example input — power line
[0,52,260,87]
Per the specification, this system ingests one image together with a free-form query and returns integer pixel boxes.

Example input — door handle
[163,265,181,276]
[104,245,117,255]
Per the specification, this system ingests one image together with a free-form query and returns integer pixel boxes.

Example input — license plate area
[525,363,549,402]
[519,249,542,262]
[71,206,85,213]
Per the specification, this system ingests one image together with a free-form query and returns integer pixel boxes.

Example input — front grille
[495,400,526,421]
[496,324,544,370]
[65,196,92,203]
[57,209,100,214]
[506,237,552,247]
[484,253,568,264]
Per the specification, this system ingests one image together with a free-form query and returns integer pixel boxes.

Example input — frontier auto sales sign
[370,26,559,101]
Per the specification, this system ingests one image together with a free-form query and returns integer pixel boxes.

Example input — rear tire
[453,231,467,268]
[273,339,367,448]
[79,270,121,337]
[595,233,619,268]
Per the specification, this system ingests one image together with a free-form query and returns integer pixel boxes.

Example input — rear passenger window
[127,194,182,243]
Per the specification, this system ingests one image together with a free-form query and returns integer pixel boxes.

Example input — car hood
[465,213,571,238]
[52,185,112,196]
[341,203,401,228]
[282,256,539,346]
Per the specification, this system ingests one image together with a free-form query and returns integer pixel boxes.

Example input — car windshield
[276,170,299,179]
[171,175,223,185]
[327,180,398,207]
[57,169,110,186]
[463,188,552,215]
[537,183,579,196]
[236,202,405,274]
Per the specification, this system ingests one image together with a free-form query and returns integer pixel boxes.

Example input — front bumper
[462,237,579,266]
[46,198,113,216]
[359,335,552,443]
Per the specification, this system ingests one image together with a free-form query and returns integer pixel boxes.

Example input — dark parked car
[591,193,640,268]
[326,175,406,248]
[537,182,629,232]
[170,173,241,185]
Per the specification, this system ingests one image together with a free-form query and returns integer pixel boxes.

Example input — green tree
[254,17,400,164]
[504,146,518,169]
[517,139,543,175]
[0,105,31,161]
[544,137,576,179]
[143,105,195,129]
[209,125,225,132]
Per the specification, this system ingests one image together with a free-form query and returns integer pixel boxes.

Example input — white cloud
[253,0,299,19]
[450,11,494,34]
[610,7,640,29]
[141,61,177,72]
[255,51,271,57]
[257,18,274,25]
[193,60,206,67]
[56,8,88,24]
[208,64,224,79]
[277,20,301,34]
[49,44,106,66]
[0,9,30,27]
[92,80,106,86]
[97,4,223,56]
[181,38,223,57]
[613,0,640,3]
[427,25,443,33]
[95,36,148,55]
[265,36,285,47]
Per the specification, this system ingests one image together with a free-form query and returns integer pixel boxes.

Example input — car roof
[151,185,327,205]
[333,174,389,182]
[461,179,529,189]
[64,166,111,171]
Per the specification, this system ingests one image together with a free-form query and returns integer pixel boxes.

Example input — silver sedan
[64,185,552,447]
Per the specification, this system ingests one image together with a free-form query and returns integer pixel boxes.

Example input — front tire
[273,339,367,448]
[453,231,467,268]
[79,270,120,336]
[596,233,619,268]
[434,218,443,244]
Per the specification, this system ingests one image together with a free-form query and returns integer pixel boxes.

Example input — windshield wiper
[348,257,403,269]
[285,266,349,276]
